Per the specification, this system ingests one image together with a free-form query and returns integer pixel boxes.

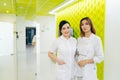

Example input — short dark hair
[59,20,70,35]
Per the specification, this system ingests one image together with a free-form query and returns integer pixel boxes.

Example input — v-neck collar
[83,33,93,39]
[61,35,71,41]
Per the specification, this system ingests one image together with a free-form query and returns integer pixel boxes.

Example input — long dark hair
[80,17,96,37]
[59,20,70,36]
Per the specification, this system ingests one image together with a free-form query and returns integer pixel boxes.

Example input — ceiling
[0,0,71,20]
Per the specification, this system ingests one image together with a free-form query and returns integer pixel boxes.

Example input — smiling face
[81,19,91,33]
[80,17,96,37]
[61,23,70,38]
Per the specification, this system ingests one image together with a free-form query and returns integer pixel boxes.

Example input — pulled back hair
[59,20,70,36]
[80,17,96,37]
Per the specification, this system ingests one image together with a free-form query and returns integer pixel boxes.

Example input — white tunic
[49,35,77,80]
[75,33,104,80]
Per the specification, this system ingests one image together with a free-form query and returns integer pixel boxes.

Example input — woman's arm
[48,51,66,65]
[78,58,94,67]
[93,38,104,63]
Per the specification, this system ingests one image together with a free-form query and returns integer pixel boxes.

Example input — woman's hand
[56,58,66,65]
[78,60,87,67]
[78,58,94,67]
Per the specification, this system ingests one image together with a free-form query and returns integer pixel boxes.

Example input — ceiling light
[3,3,7,6]
[49,0,75,14]
[6,10,9,13]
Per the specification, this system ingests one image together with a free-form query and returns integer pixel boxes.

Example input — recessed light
[6,10,9,13]
[3,3,7,6]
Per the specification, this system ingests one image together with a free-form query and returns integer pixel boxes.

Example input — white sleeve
[49,39,58,54]
[93,38,104,63]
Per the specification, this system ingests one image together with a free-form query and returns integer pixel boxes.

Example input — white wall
[36,16,56,53]
[16,17,26,53]
[0,22,16,80]
[105,0,120,80]
[36,16,56,80]
[0,14,17,80]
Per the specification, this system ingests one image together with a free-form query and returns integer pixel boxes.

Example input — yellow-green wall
[56,0,105,80]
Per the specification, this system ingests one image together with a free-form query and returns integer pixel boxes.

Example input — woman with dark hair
[48,20,77,80]
[75,17,104,80]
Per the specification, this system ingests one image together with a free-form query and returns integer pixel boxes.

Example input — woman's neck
[62,35,70,39]
[85,31,92,38]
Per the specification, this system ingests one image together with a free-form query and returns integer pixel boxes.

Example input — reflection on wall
[56,0,105,80]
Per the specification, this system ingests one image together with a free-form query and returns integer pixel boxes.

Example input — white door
[0,22,16,80]
[16,25,37,80]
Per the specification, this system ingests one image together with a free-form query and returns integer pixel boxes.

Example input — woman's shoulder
[57,36,63,40]
[51,37,60,45]
[91,34,101,42]
[92,34,100,39]
[77,37,82,40]
[55,36,63,42]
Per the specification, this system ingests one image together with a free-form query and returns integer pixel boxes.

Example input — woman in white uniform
[48,20,77,80]
[75,17,104,80]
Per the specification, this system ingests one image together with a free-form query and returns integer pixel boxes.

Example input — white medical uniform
[49,35,77,80]
[75,33,104,80]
